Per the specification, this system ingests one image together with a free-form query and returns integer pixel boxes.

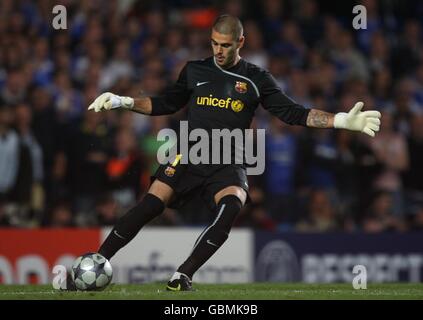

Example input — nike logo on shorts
[196,81,209,87]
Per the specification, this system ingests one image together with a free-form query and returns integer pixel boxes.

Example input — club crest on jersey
[164,166,176,177]
[235,81,247,94]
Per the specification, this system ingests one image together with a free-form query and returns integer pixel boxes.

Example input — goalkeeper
[82,15,381,291]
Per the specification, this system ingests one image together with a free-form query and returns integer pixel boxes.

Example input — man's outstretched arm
[306,109,334,128]
[88,65,191,116]
[88,93,153,115]
[259,71,382,137]
[132,97,152,115]
[306,102,382,137]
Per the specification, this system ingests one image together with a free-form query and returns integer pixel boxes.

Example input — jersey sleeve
[258,71,310,126]
[150,64,192,116]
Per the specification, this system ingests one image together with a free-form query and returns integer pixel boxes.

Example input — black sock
[99,193,164,260]
[177,195,242,279]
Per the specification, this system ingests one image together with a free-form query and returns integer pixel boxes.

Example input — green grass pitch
[1,283,422,300]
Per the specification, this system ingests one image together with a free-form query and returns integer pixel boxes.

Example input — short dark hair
[212,14,243,41]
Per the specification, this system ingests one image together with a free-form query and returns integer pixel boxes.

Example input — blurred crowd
[0,0,423,233]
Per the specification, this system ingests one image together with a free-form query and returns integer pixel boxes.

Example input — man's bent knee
[214,186,247,206]
[148,180,175,205]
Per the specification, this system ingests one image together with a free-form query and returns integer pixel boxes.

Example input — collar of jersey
[212,56,260,98]
[212,56,242,72]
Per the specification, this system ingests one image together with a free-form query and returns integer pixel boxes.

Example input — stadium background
[0,0,423,285]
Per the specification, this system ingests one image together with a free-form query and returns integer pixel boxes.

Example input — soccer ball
[71,253,113,291]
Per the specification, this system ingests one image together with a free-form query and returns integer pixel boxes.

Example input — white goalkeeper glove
[334,102,381,137]
[88,92,134,112]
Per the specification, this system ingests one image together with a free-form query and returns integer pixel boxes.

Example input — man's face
[211,29,244,69]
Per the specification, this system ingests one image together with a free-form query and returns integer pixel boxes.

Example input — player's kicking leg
[166,186,246,291]
[98,180,174,259]
[61,180,174,291]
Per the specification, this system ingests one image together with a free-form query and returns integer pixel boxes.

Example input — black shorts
[151,162,249,211]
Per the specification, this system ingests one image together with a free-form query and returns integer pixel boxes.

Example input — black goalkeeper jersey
[150,56,310,175]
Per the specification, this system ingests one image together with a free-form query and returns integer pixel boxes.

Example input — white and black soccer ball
[71,253,113,291]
